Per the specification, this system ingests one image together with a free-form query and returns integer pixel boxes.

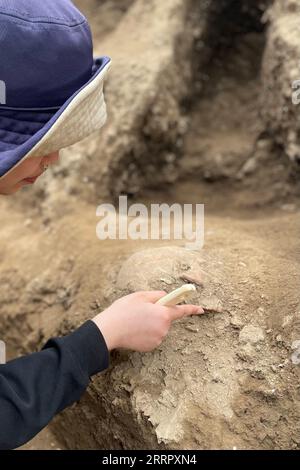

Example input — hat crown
[0,0,93,108]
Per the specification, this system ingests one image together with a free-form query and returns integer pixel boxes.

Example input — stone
[239,325,265,345]
[230,314,244,329]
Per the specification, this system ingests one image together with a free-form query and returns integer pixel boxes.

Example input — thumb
[168,304,204,321]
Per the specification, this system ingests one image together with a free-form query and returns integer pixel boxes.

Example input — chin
[0,184,23,195]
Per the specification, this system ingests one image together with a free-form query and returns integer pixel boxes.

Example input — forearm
[0,320,109,450]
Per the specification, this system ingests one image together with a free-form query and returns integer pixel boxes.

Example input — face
[0,152,60,195]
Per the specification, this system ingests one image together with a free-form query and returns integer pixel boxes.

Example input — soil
[1,0,300,450]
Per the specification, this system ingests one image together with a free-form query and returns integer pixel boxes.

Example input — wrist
[92,315,118,351]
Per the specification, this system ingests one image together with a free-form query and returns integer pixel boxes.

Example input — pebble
[238,261,247,267]
[230,314,244,329]
[291,350,300,365]
[292,339,300,349]
[291,340,300,365]
[160,277,173,285]
[239,325,265,345]
[256,139,272,150]
[24,218,33,227]
[278,359,289,368]
[241,157,257,176]
[282,315,293,328]
[185,325,199,333]
[280,203,296,213]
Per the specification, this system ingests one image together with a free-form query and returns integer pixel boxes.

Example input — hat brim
[0,56,111,179]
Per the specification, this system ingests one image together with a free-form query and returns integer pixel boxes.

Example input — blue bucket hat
[0,0,111,178]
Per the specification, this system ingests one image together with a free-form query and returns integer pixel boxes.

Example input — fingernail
[198,307,204,314]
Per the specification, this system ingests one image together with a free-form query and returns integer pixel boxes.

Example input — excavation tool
[156,284,196,306]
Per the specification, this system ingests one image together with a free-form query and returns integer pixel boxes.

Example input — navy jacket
[0,320,109,449]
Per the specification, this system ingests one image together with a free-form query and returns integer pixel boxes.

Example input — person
[0,0,204,449]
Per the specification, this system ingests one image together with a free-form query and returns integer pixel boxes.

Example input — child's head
[0,0,110,191]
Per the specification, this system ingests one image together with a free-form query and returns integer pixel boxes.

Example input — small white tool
[156,284,196,306]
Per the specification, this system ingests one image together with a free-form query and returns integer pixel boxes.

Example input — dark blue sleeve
[0,320,109,449]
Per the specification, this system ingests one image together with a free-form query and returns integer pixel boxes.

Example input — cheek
[0,182,22,195]
[18,158,42,176]
[0,172,22,191]
[0,157,42,192]
[11,159,42,182]
[0,176,15,193]
[46,151,60,164]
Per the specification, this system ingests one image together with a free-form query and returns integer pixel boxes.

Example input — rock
[237,343,255,363]
[230,313,244,329]
[291,340,300,365]
[160,277,174,285]
[238,157,258,178]
[280,204,297,213]
[291,350,300,365]
[201,296,224,314]
[292,340,300,349]
[239,325,265,345]
[24,218,33,227]
[282,315,293,328]
[180,272,204,287]
[185,324,199,333]
[116,246,199,292]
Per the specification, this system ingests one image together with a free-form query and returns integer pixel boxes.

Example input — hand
[92,291,204,352]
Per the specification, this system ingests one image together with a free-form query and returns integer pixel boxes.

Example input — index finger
[167,304,204,321]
